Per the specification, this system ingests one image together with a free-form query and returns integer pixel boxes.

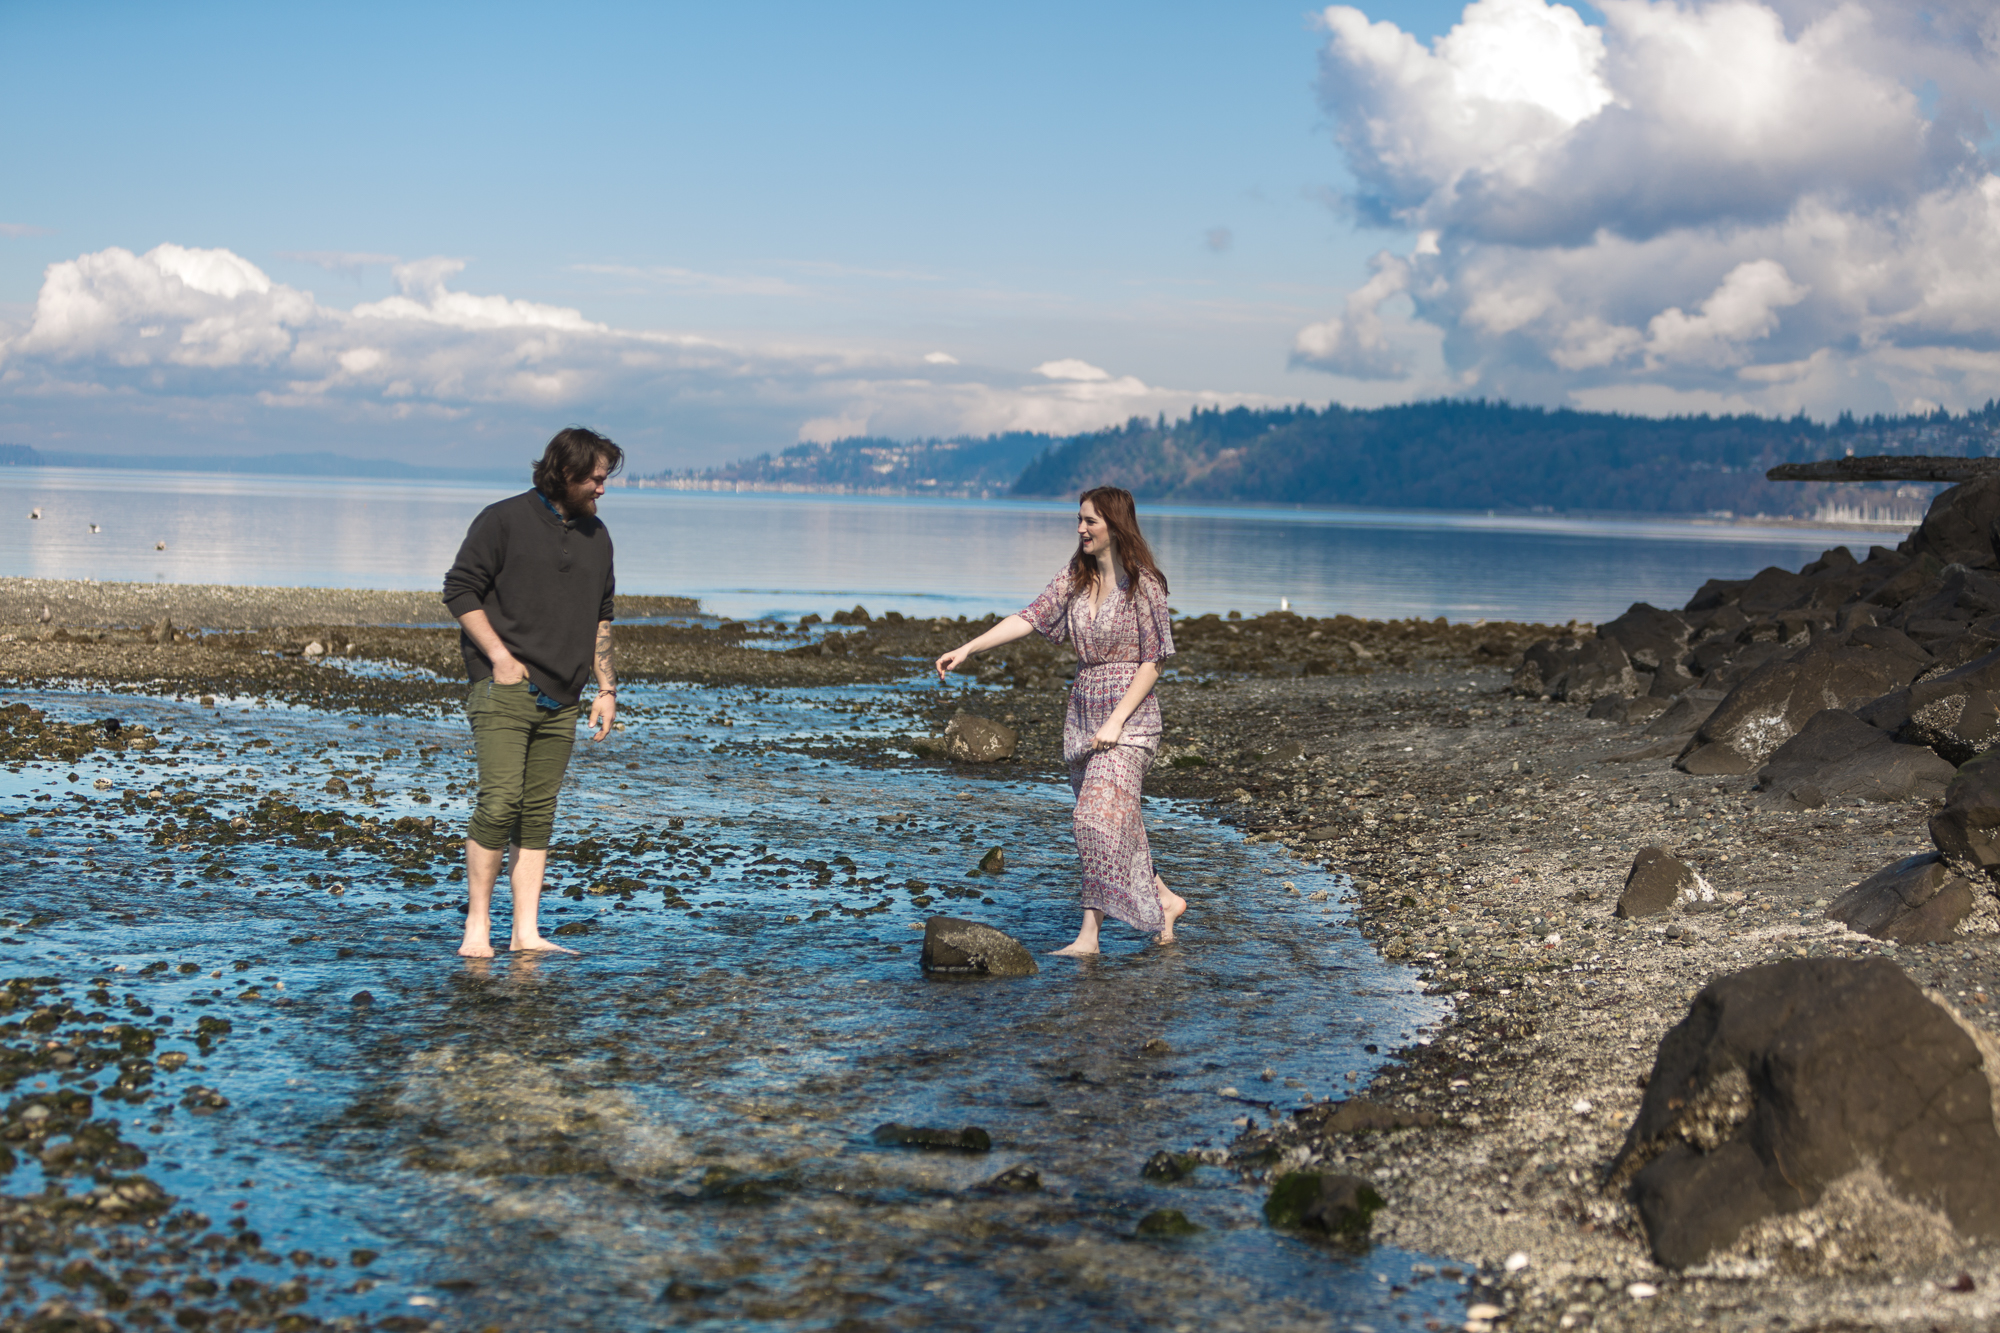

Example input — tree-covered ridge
[1012,400,2000,516]
[640,400,2000,518]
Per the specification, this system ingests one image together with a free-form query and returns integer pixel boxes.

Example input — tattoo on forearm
[594,623,615,692]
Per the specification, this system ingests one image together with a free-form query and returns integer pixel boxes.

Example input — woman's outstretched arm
[936,614,1035,679]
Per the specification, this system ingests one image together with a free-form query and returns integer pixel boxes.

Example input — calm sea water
[0,466,1909,624]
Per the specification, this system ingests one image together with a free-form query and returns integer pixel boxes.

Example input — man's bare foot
[1155,878,1188,943]
[510,934,579,955]
[458,917,495,958]
[1048,942,1100,957]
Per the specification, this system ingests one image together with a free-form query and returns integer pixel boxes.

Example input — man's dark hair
[532,427,624,499]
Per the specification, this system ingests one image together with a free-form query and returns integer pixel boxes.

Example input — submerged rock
[870,1122,992,1152]
[1136,1208,1204,1237]
[1607,958,2000,1269]
[919,916,1038,978]
[1263,1171,1383,1239]
[977,1165,1042,1192]
[1615,847,1714,919]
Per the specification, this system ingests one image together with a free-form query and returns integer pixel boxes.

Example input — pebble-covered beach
[4,576,1995,1330]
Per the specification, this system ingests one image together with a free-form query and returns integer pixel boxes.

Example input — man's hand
[588,692,616,741]
[490,652,529,685]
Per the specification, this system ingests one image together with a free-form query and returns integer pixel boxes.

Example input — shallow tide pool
[1,679,1469,1331]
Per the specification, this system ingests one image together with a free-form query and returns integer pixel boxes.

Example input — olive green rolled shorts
[464,678,580,851]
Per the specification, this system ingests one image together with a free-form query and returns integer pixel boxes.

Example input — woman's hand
[935,647,973,680]
[1092,718,1125,751]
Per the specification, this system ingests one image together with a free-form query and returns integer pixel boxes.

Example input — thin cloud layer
[0,243,1252,461]
[1297,0,2000,415]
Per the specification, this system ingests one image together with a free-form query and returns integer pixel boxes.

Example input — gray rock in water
[977,1164,1041,1192]
[1263,1171,1383,1238]
[1608,957,2000,1269]
[870,1122,992,1151]
[1615,847,1715,919]
[920,916,1038,978]
[944,712,1017,763]
[1827,852,1974,943]
[1932,751,2000,875]
[1755,708,1954,809]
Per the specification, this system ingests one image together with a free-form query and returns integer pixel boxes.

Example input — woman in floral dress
[935,487,1187,955]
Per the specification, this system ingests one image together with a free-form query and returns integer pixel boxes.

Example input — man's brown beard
[564,482,598,517]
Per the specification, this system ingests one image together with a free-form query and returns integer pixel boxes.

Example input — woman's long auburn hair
[1069,486,1169,601]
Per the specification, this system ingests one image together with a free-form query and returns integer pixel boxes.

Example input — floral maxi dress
[1020,569,1176,933]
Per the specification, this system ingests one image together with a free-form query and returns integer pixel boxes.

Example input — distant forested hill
[645,400,2000,519]
[636,433,1050,497]
[1011,400,2000,517]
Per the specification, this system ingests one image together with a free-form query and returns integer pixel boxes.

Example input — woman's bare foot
[458,915,495,958]
[1050,909,1103,956]
[510,933,579,955]
[1155,877,1187,943]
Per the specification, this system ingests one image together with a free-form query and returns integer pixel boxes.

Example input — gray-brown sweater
[441,490,615,705]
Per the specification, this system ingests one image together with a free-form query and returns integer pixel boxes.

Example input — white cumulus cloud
[1301,0,2000,414]
[0,243,1261,463]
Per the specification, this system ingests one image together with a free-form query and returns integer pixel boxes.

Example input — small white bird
[88,523,100,533]
[155,540,167,551]
[38,605,51,624]
[28,508,40,520]
[1280,597,1290,612]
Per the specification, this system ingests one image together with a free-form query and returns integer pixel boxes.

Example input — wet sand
[4,579,1995,1330]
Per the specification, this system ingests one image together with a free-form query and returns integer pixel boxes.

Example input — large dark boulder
[1735,566,1815,616]
[1679,642,1926,773]
[1754,708,1954,808]
[1892,564,2000,630]
[1607,958,2000,1269]
[1905,475,2000,570]
[919,917,1038,978]
[1825,853,1974,943]
[1902,645,2000,763]
[1931,751,2000,876]
[1512,635,1638,702]
[1598,603,1690,672]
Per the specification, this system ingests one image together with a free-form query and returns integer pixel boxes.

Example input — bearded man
[441,426,622,956]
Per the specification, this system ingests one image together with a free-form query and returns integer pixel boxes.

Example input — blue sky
[3,0,1996,471]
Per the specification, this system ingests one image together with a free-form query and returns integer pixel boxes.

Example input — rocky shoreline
[6,567,2000,1330]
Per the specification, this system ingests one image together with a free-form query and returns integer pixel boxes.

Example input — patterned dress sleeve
[1020,570,1073,645]
[1135,573,1176,663]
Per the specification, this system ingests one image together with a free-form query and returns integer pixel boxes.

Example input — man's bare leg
[460,840,504,957]
[1155,875,1187,943]
[507,847,577,953]
[1050,907,1104,957]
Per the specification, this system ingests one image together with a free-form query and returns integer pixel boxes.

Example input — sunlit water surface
[2,678,1475,1331]
[0,466,1909,624]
